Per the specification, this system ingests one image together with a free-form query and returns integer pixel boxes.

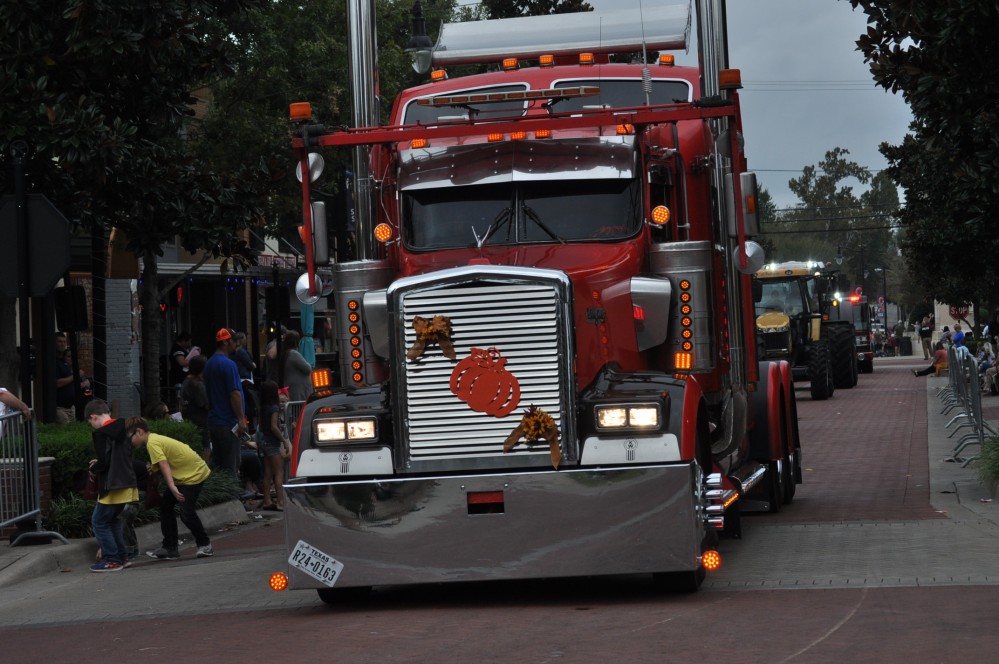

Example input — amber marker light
[616,123,635,135]
[312,369,331,389]
[269,572,289,591]
[702,550,722,571]
[651,205,670,226]
[579,52,595,66]
[535,129,552,139]
[719,68,743,90]
[410,138,429,149]
[487,132,504,142]
[289,102,312,120]
[430,69,448,82]
[539,54,555,67]
[658,54,675,67]
[501,57,519,71]
[374,222,394,243]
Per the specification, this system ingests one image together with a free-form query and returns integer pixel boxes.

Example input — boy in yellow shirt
[125,417,214,559]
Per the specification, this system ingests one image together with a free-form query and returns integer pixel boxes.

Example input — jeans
[209,424,240,476]
[92,502,127,564]
[159,482,210,549]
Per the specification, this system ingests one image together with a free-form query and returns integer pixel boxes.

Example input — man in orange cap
[204,327,246,475]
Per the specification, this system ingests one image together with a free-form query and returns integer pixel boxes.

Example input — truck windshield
[403,179,642,250]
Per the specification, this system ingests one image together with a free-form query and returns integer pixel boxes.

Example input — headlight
[594,404,661,431]
[315,417,377,443]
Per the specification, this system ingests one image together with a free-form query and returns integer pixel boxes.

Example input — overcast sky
[584,0,913,209]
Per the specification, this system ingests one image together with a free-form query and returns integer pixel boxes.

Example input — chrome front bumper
[283,463,703,589]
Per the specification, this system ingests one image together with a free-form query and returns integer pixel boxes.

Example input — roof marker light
[535,129,552,139]
[658,54,676,67]
[579,52,595,66]
[410,137,429,149]
[487,132,504,142]
[719,68,743,90]
[289,102,312,121]
[430,69,448,82]
[539,54,555,67]
[616,123,635,135]
[510,131,527,141]
[501,57,519,71]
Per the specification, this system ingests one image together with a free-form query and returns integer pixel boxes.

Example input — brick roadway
[762,353,943,523]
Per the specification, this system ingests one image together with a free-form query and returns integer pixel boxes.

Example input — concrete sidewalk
[0,499,255,589]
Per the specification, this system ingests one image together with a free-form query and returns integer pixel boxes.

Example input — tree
[848,1,999,308]
[0,0,265,404]
[481,0,593,18]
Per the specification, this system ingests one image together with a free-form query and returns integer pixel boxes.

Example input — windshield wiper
[473,207,512,248]
[523,205,566,244]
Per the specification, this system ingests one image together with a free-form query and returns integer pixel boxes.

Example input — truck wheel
[826,326,857,389]
[808,342,833,400]
[317,586,372,605]
[766,458,783,513]
[782,440,796,504]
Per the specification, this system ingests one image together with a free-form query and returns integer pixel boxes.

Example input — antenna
[639,0,652,105]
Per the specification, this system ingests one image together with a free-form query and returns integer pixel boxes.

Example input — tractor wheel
[809,341,834,400]
[825,325,858,389]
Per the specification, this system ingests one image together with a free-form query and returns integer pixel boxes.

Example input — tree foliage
[0,0,266,401]
[481,0,593,18]
[848,1,999,308]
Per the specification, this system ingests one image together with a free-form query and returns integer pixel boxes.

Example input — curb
[0,500,251,589]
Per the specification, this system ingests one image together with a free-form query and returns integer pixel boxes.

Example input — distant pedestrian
[127,417,214,560]
[913,342,948,377]
[257,381,290,512]
[279,330,313,402]
[893,320,905,356]
[953,323,965,347]
[204,328,246,476]
[180,354,210,461]
[919,317,933,360]
[54,332,88,423]
[169,332,199,408]
[84,399,137,573]
[233,331,258,429]
[940,325,952,348]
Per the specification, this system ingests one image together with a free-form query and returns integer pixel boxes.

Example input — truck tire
[808,341,834,400]
[825,325,857,389]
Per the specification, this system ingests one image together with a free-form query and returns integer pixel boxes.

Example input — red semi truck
[279,0,800,602]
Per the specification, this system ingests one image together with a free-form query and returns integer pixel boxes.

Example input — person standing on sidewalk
[126,417,214,560]
[919,317,933,360]
[205,328,246,476]
[84,399,137,573]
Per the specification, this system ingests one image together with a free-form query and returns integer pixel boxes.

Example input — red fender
[679,376,706,462]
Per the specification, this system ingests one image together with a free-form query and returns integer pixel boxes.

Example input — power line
[760,224,902,235]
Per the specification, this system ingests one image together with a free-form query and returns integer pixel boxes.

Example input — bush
[44,471,241,539]
[37,418,205,500]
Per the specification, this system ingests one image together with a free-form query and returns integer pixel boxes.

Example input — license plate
[288,540,344,588]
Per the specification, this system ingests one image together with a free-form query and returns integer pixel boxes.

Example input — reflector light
[651,205,670,225]
[658,54,676,67]
[312,369,331,389]
[374,222,394,242]
[430,69,447,82]
[348,300,359,310]
[487,132,504,142]
[633,305,646,321]
[269,572,289,591]
[410,138,429,149]
[679,279,691,290]
[719,68,743,90]
[579,52,595,65]
[535,129,552,139]
[351,348,362,359]
[349,324,360,335]
[675,352,693,370]
[616,123,635,135]
[680,292,691,302]
[702,550,722,571]
[352,372,363,383]
[289,102,312,120]
[510,131,527,141]
[348,312,359,323]
[539,54,555,67]
[501,57,519,71]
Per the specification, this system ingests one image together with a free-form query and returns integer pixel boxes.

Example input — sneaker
[90,561,123,573]
[146,547,180,560]
[122,559,133,569]
[196,544,214,558]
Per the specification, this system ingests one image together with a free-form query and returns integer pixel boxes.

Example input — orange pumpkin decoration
[449,347,521,417]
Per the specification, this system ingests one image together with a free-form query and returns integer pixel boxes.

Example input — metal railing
[938,347,997,466]
[0,411,67,546]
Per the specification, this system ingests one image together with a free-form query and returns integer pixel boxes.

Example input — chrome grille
[399,282,564,465]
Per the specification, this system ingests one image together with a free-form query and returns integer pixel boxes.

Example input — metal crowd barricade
[938,348,998,466]
[0,411,68,546]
